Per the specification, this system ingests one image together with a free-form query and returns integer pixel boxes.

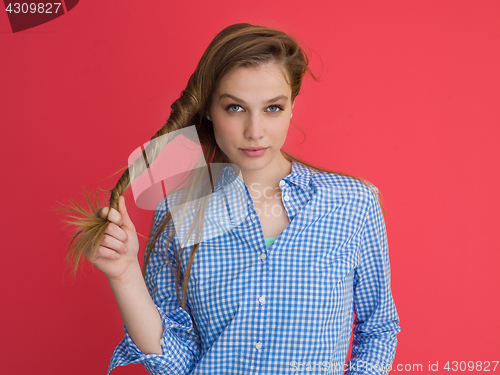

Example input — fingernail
[115,253,121,259]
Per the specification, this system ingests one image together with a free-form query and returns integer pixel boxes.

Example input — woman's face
[208,60,294,174]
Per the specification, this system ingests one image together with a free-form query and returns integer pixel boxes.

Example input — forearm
[108,262,163,355]
[346,321,400,374]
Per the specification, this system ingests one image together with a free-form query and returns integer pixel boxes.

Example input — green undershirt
[264,236,278,249]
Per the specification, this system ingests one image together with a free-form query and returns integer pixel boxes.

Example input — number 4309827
[5,3,63,14]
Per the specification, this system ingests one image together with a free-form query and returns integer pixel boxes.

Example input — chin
[237,153,275,168]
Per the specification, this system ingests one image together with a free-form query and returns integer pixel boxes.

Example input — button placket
[280,180,289,203]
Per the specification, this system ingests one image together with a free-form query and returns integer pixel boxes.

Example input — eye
[226,104,244,112]
[266,105,284,113]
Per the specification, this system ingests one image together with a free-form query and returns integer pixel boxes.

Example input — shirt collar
[284,160,314,191]
[212,164,240,192]
[212,160,314,193]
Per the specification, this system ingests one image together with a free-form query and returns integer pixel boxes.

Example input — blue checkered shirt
[107,160,401,374]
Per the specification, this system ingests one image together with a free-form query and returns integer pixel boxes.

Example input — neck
[239,152,292,197]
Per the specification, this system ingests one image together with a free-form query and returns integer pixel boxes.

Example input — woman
[63,23,401,375]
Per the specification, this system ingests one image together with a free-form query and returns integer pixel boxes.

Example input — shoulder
[308,167,380,208]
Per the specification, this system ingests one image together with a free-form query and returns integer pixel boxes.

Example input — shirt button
[255,342,263,350]
[279,180,285,187]
[283,195,289,202]
[259,253,266,261]
[250,214,256,220]
[259,296,265,304]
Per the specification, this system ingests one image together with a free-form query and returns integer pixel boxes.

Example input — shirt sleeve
[107,199,202,375]
[345,187,401,375]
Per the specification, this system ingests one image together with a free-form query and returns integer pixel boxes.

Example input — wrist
[107,261,143,286]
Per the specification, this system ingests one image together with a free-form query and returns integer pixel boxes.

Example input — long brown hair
[59,22,386,334]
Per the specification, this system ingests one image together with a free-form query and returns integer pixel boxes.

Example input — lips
[240,147,267,151]
[239,147,268,157]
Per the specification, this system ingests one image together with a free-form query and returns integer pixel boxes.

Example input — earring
[290,113,293,119]
[206,114,211,121]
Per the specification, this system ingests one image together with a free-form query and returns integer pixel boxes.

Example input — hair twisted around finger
[57,67,206,280]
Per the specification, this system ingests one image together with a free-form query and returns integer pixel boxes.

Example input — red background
[1,0,499,374]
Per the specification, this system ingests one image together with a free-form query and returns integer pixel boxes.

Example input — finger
[101,233,128,254]
[118,196,135,230]
[98,207,107,219]
[99,206,123,226]
[84,244,120,262]
[104,222,127,243]
[94,245,122,261]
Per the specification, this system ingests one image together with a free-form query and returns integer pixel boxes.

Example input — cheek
[213,123,236,147]
[213,127,225,149]
[273,121,290,140]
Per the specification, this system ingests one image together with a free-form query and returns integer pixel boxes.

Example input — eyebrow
[218,93,288,105]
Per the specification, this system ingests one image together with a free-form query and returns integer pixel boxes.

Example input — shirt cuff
[107,305,200,375]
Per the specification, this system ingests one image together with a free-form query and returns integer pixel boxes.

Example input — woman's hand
[84,196,140,282]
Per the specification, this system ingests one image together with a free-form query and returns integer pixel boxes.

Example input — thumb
[118,196,134,229]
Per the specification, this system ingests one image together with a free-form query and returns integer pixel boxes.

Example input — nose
[244,113,265,140]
